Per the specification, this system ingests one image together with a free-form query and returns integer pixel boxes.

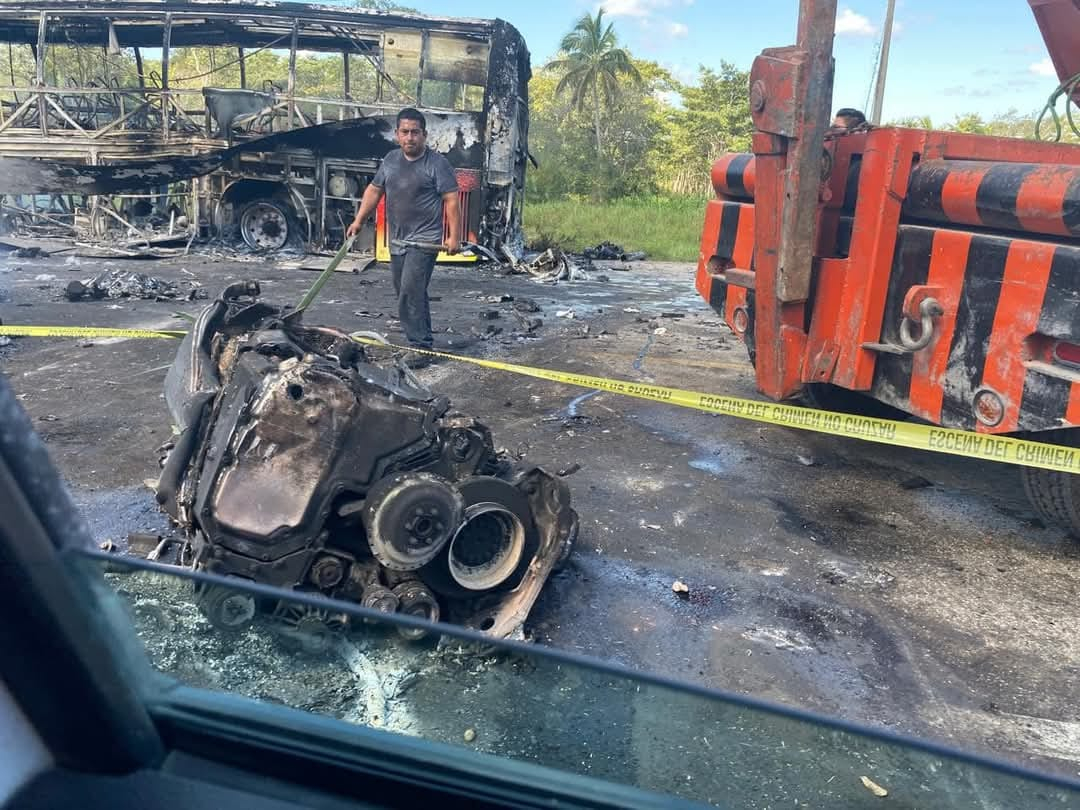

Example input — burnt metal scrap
[581,242,647,262]
[154,282,577,641]
[64,268,206,301]
[0,117,404,196]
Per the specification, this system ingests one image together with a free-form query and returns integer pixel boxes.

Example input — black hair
[396,107,426,131]
[835,107,867,126]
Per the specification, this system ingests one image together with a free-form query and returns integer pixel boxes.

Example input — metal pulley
[361,472,465,571]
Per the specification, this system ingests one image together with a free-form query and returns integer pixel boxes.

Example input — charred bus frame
[0,0,530,259]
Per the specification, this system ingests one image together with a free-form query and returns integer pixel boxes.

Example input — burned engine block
[156,282,577,640]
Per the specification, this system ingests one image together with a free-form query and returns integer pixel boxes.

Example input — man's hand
[441,189,461,256]
[346,184,384,243]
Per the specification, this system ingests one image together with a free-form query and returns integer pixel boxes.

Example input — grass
[522,195,709,262]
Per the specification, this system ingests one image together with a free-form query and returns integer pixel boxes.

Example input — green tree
[527,58,671,201]
[947,112,990,134]
[887,114,933,129]
[545,10,641,162]
[661,63,752,196]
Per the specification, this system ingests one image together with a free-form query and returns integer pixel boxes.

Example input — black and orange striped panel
[711,153,756,200]
[905,160,1080,240]
[695,198,755,322]
[869,224,1079,433]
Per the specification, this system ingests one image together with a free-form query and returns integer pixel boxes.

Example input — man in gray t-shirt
[347,107,460,352]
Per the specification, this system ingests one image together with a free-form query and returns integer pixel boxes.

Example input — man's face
[396,118,427,157]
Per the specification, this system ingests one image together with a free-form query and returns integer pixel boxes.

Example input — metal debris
[63,269,204,301]
[512,297,542,313]
[510,248,592,283]
[511,312,543,333]
[581,241,646,261]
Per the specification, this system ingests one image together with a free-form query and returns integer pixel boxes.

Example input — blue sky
[345,0,1058,124]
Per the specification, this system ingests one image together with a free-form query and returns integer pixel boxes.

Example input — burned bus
[0,0,530,260]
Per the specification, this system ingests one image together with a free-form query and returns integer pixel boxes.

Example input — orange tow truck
[696,0,1080,533]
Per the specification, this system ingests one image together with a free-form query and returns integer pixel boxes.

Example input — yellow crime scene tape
[1,323,1077,476]
[0,325,188,339]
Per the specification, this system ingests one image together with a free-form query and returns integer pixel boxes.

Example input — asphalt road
[2,243,1079,800]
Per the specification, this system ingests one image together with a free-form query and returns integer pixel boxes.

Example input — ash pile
[153,281,578,642]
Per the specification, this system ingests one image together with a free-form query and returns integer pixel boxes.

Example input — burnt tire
[236,197,300,252]
[1021,429,1080,538]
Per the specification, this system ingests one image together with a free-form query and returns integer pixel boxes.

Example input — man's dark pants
[390,248,437,348]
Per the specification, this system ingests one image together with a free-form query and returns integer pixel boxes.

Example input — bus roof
[0,1,522,52]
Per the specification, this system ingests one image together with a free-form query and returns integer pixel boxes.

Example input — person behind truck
[346,108,460,357]
[831,107,867,133]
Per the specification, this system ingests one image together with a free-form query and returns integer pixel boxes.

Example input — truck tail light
[1053,341,1080,368]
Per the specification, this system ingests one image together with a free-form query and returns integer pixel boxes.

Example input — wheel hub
[240,202,289,250]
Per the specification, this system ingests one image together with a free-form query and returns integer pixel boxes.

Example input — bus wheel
[1020,429,1080,537]
[237,198,295,251]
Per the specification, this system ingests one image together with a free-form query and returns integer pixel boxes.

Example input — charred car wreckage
[153,283,577,644]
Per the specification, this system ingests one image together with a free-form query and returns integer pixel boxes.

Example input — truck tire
[1021,428,1080,537]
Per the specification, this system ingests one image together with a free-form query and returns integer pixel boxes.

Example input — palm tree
[546,10,641,159]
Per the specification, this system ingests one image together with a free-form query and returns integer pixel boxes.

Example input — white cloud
[661,60,698,85]
[835,8,877,37]
[1029,57,1056,77]
[600,0,692,18]
[599,0,691,45]
[601,0,663,16]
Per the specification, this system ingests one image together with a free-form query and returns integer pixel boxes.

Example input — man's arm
[442,190,460,254]
[345,183,384,239]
